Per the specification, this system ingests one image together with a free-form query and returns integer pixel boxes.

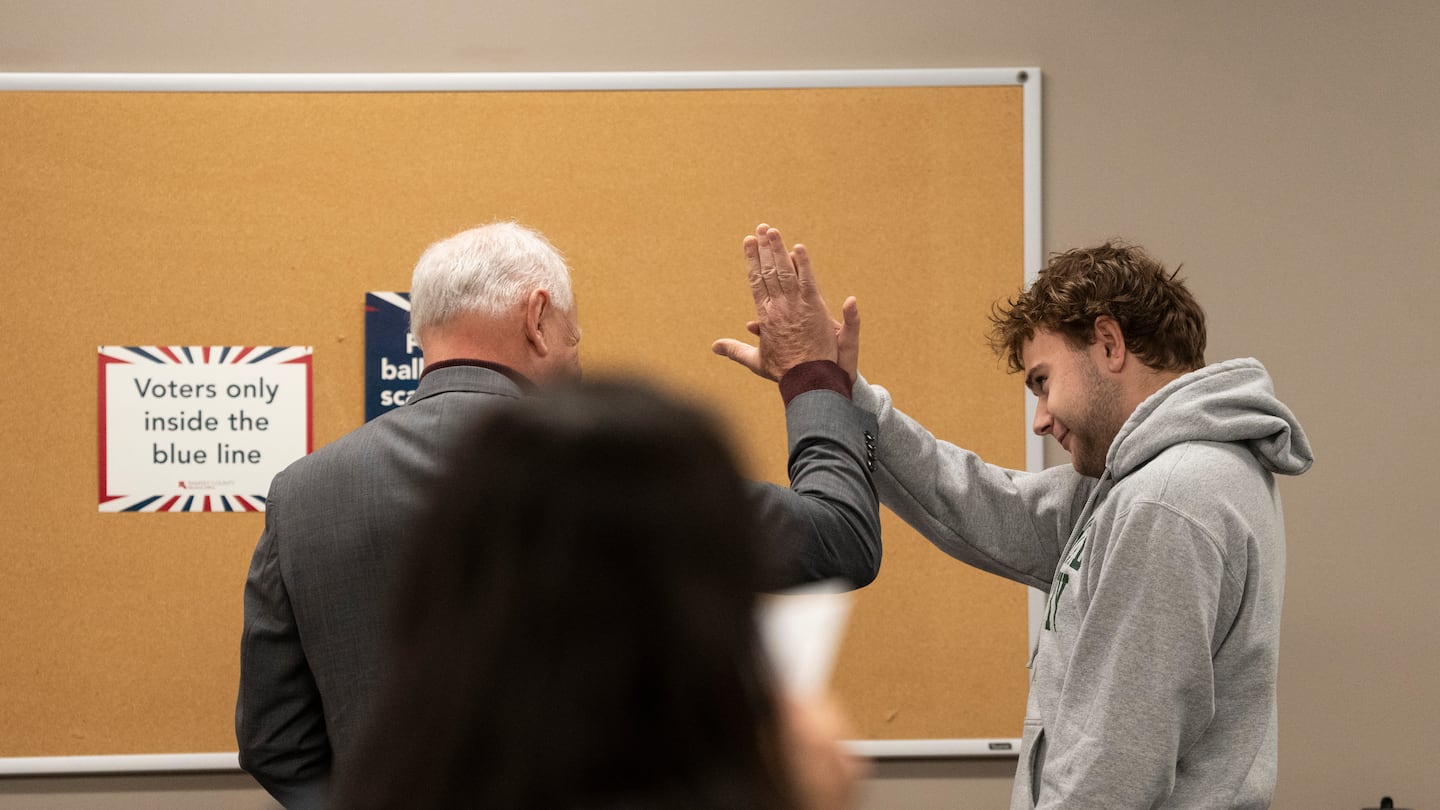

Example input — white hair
[409,221,573,336]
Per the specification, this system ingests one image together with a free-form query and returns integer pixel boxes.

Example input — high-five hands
[712,224,860,382]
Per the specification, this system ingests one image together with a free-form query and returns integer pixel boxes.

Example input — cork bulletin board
[0,69,1041,769]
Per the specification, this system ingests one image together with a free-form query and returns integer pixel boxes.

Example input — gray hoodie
[852,358,1313,809]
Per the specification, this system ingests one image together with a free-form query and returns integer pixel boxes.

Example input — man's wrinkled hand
[713,224,853,382]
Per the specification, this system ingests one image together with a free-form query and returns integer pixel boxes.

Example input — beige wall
[2,1,1436,808]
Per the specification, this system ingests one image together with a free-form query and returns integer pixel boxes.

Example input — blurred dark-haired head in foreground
[333,378,857,809]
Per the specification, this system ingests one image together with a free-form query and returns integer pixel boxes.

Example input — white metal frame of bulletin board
[0,67,1042,773]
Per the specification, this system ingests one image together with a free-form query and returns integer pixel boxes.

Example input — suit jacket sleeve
[236,479,332,810]
[750,388,883,591]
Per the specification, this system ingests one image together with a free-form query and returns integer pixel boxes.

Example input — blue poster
[365,292,421,422]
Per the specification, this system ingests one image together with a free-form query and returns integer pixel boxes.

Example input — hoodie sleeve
[1037,500,1229,808]
[853,377,1091,589]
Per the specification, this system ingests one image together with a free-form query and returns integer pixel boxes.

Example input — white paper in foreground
[758,579,854,696]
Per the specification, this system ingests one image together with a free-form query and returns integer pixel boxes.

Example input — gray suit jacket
[235,365,880,809]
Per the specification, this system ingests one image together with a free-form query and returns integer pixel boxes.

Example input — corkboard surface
[0,84,1028,756]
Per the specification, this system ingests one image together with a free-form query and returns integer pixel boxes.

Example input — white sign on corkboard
[98,345,312,512]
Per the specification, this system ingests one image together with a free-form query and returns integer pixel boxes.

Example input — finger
[791,243,822,301]
[747,320,760,337]
[743,235,768,308]
[837,296,861,382]
[711,338,775,381]
[841,296,860,334]
[754,223,782,299]
[765,226,799,294]
[711,337,756,364]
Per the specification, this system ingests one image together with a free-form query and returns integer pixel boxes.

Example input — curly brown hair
[988,241,1206,374]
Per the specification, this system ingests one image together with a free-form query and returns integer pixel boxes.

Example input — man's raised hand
[713,224,858,382]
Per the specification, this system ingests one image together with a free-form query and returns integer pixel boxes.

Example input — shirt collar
[418,358,537,393]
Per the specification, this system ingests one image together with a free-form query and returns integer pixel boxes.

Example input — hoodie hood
[1107,358,1313,480]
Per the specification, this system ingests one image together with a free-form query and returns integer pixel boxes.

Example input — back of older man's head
[409,222,573,340]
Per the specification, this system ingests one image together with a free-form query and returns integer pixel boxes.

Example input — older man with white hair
[237,221,882,809]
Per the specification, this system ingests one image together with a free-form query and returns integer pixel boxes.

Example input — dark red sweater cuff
[779,360,853,406]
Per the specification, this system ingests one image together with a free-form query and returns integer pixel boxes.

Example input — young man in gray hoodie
[715,226,1314,809]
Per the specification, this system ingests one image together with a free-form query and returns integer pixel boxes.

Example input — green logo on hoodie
[1044,530,1088,632]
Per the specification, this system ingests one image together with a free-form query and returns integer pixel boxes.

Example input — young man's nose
[1032,398,1052,436]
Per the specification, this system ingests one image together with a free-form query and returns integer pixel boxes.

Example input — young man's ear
[1092,316,1126,372]
[524,289,553,358]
